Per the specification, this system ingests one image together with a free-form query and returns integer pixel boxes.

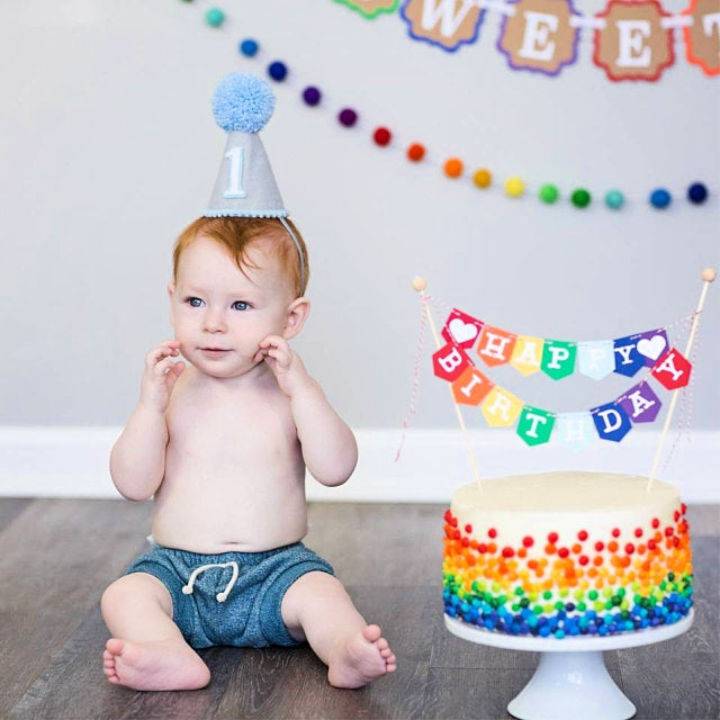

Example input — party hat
[203,74,305,282]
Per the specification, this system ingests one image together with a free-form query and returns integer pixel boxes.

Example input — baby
[100,215,396,691]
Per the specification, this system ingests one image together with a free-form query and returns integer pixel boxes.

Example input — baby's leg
[281,571,397,689]
[100,572,210,691]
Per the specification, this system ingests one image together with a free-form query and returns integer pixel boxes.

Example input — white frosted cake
[443,471,693,638]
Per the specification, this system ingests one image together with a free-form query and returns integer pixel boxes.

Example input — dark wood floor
[0,499,718,720]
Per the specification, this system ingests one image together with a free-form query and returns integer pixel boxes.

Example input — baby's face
[168,234,298,379]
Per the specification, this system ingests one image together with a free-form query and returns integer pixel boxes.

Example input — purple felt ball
[302,86,321,106]
[338,108,358,127]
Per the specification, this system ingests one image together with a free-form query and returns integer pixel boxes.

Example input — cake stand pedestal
[445,610,693,720]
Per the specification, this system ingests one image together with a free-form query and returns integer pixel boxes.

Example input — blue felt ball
[650,188,672,209]
[212,73,275,133]
[239,38,259,57]
[688,182,708,204]
[268,61,288,82]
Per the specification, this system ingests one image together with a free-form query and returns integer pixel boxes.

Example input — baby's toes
[377,638,389,651]
[362,624,382,644]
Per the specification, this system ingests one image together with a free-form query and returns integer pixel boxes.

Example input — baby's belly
[150,471,308,553]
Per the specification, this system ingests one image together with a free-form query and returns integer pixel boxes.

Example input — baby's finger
[267,348,291,367]
[259,335,286,349]
[146,345,179,367]
[153,356,180,376]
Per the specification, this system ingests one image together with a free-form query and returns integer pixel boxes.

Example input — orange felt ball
[444,157,463,178]
[473,168,492,188]
[407,143,425,162]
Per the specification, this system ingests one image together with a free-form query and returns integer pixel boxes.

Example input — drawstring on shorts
[182,561,240,603]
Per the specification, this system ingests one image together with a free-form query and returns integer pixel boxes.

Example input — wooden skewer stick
[647,267,716,491]
[412,276,483,490]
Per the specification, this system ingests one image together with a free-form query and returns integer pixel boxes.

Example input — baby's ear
[283,297,310,340]
[167,282,175,299]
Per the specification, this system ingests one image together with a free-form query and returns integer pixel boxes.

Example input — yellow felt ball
[505,177,525,198]
[473,168,492,188]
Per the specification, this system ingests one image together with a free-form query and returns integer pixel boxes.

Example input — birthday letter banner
[432,312,693,446]
[441,308,672,380]
[335,0,720,80]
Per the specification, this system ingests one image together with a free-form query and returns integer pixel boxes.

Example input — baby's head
[168,216,310,378]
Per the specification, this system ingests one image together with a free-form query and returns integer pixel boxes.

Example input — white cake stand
[445,609,693,720]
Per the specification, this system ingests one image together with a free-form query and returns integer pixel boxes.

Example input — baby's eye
[232,301,252,311]
[184,296,204,308]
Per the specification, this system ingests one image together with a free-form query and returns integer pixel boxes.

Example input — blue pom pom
[268,61,288,82]
[212,74,275,133]
[239,38,259,57]
[650,188,672,209]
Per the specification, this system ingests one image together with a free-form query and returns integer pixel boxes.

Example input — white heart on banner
[637,335,667,360]
[449,318,479,344]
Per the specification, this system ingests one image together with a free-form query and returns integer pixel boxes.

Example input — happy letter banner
[442,308,672,381]
[336,0,720,79]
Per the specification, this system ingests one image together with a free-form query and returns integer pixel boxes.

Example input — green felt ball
[571,188,591,208]
[205,7,225,26]
[539,184,559,204]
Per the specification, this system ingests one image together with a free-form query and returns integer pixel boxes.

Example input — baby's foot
[327,624,397,689]
[102,637,210,691]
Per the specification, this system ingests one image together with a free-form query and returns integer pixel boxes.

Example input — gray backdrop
[1,0,718,430]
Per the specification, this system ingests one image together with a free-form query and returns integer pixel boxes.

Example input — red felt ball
[522,536,534,548]
[652,518,660,529]
[612,528,621,538]
[578,530,589,541]
[579,555,589,566]
[373,126,392,146]
[595,541,604,551]
[665,527,674,537]
[634,528,643,538]
[502,547,514,558]
[465,523,473,534]
[548,532,559,543]
[558,547,570,558]
[478,543,487,553]
[407,142,425,162]
[488,528,497,539]
[625,543,635,554]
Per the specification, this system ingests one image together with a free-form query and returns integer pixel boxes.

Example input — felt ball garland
[205,7,225,27]
[239,38,259,57]
[206,25,714,214]
[373,127,392,146]
[338,108,358,127]
[650,188,672,209]
[302,86,322,106]
[268,61,288,82]
[407,143,425,162]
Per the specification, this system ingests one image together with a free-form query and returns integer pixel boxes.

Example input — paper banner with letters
[334,0,720,80]
[431,335,692,446]
[442,308,671,382]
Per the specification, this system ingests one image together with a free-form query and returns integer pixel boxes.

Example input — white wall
[1,0,718,498]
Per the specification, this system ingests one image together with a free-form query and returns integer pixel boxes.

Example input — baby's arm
[290,379,358,487]
[110,404,168,501]
[257,336,358,486]
[109,340,185,501]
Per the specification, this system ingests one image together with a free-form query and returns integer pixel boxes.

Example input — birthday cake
[443,471,693,639]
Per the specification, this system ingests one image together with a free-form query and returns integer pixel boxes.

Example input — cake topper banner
[440,308,671,381]
[335,0,720,79]
[432,341,693,446]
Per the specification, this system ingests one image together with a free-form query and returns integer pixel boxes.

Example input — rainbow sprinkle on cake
[442,472,693,639]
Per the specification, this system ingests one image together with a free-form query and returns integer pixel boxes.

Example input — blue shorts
[123,540,334,649]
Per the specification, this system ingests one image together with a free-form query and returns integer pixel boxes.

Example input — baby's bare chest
[165,385,300,475]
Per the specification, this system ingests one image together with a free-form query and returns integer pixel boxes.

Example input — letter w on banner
[401,0,487,51]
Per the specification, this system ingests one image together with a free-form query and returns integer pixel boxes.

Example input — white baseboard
[0,427,717,503]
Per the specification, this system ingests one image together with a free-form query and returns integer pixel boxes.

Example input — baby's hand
[139,340,185,413]
[254,335,310,397]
